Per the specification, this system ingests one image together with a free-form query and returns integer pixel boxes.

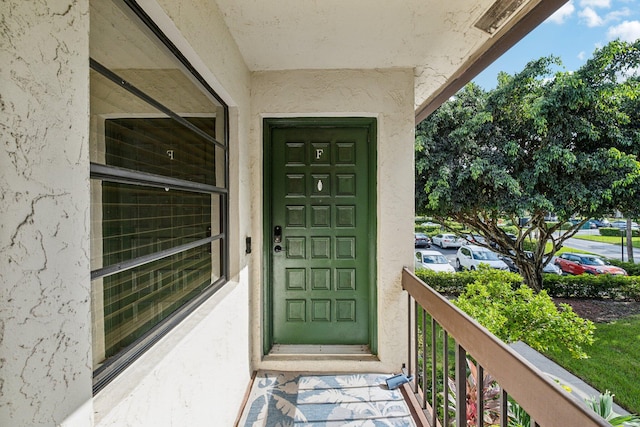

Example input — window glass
[89,0,228,382]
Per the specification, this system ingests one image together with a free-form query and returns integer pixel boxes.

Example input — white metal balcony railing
[401,268,610,427]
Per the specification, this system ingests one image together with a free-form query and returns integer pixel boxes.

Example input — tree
[416,40,640,291]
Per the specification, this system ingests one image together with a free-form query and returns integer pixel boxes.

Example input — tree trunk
[627,217,635,263]
[518,262,543,293]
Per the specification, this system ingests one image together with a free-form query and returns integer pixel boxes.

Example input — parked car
[554,253,628,276]
[543,262,563,275]
[414,232,431,248]
[462,233,487,245]
[456,245,509,271]
[432,233,462,249]
[489,232,517,249]
[414,250,455,273]
[610,220,639,230]
[421,221,441,227]
[498,252,562,275]
[589,219,611,228]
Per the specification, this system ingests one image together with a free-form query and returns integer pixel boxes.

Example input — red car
[554,253,627,276]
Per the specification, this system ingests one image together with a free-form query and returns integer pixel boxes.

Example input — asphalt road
[563,230,639,263]
[420,229,640,267]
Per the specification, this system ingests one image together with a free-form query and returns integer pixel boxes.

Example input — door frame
[262,117,378,355]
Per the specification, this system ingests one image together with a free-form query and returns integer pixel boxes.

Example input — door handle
[273,225,283,254]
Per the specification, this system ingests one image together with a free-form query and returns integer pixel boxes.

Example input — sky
[473,0,640,90]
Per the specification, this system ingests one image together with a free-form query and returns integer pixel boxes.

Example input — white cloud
[577,51,586,60]
[579,7,604,26]
[547,1,575,24]
[605,8,631,22]
[579,0,611,8]
[607,20,640,42]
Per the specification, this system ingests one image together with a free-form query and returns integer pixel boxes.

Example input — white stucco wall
[93,1,254,426]
[250,69,416,373]
[0,1,93,426]
[2,0,254,426]
[2,0,416,425]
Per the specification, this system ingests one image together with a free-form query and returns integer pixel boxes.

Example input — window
[89,0,228,392]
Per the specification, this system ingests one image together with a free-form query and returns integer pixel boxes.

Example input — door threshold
[265,345,378,361]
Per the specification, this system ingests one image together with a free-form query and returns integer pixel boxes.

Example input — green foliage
[542,274,640,301]
[585,391,640,426]
[414,224,443,235]
[453,272,595,358]
[415,268,524,295]
[600,227,640,237]
[608,259,640,277]
[508,400,531,427]
[415,40,640,291]
[416,264,640,301]
[545,314,640,415]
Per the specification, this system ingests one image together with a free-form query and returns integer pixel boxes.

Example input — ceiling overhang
[213,0,567,122]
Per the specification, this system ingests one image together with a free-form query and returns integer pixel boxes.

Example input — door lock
[273,225,282,244]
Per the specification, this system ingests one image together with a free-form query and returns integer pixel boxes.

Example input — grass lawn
[544,314,640,415]
[573,234,640,249]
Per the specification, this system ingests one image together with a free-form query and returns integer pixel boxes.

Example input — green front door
[264,118,376,349]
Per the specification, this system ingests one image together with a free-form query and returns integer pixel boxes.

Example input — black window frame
[90,0,230,394]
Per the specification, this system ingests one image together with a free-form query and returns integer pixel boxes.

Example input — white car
[432,233,462,249]
[456,245,509,271]
[415,250,456,273]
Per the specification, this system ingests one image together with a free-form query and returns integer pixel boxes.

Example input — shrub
[454,272,595,358]
[414,224,443,235]
[608,259,640,277]
[600,227,639,237]
[417,267,640,300]
[542,274,640,301]
[414,268,524,295]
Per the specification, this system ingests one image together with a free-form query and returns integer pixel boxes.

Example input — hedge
[414,268,640,301]
[608,259,640,276]
[415,268,523,295]
[542,274,640,300]
[599,227,639,237]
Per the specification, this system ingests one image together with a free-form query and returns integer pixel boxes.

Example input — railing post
[443,331,450,427]
[500,388,508,427]
[431,319,438,427]
[456,344,467,427]
[408,293,413,391]
[422,307,427,409]
[414,300,420,395]
[477,364,484,427]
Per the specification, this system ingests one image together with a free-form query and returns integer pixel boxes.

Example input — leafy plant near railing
[509,390,640,427]
[586,391,640,427]
[446,358,501,426]
[453,270,595,359]
[507,400,531,427]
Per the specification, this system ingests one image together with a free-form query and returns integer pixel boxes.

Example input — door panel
[267,123,374,345]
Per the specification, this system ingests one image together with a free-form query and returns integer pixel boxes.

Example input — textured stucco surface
[0,1,93,426]
[92,0,253,426]
[2,0,417,424]
[250,69,416,373]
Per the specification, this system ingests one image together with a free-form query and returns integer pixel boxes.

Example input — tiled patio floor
[238,371,417,426]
